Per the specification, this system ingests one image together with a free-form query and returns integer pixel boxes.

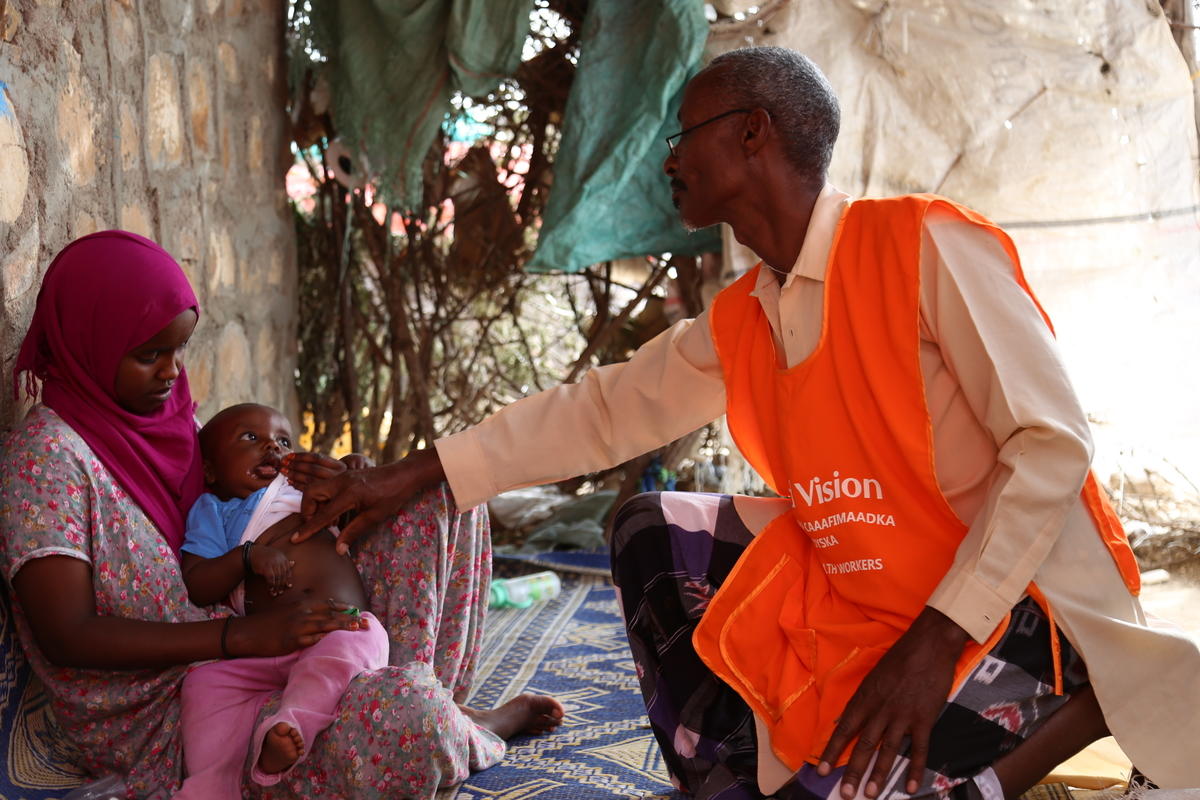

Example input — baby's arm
[181,495,294,606]
[181,544,293,606]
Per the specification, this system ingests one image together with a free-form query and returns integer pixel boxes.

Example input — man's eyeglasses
[665,109,752,156]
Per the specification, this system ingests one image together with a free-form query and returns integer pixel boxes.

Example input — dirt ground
[1139,561,1200,643]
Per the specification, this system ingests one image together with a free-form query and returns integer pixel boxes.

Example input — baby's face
[204,406,295,500]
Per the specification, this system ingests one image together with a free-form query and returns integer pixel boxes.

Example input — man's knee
[611,492,665,554]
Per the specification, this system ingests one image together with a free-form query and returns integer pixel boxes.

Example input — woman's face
[113,308,198,415]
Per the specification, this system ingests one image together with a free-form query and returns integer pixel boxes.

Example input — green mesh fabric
[526,0,721,272]
[308,0,532,208]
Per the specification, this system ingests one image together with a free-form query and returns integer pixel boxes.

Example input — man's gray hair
[700,46,840,182]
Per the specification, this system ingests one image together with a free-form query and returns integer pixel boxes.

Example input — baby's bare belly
[243,516,367,615]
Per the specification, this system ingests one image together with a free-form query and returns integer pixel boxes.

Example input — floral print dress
[0,407,504,799]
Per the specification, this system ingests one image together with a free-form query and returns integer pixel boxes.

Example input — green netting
[307,0,532,209]
[526,0,720,273]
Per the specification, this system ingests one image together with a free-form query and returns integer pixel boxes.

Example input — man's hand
[282,452,376,491]
[339,453,375,471]
[247,543,293,596]
[291,448,447,555]
[817,606,971,799]
[282,452,347,490]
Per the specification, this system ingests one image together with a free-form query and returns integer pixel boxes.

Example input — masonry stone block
[119,203,154,239]
[218,42,239,84]
[147,53,185,169]
[119,101,140,171]
[248,114,264,176]
[255,325,277,404]
[56,44,97,186]
[186,59,211,154]
[107,0,137,62]
[72,212,100,237]
[186,340,214,409]
[0,91,28,224]
[266,249,284,286]
[207,226,236,291]
[1,2,21,42]
[219,120,232,174]
[2,223,40,313]
[215,321,252,406]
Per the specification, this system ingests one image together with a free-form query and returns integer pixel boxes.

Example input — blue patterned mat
[0,590,85,800]
[450,571,677,799]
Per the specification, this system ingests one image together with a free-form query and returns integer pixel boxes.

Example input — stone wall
[0,0,297,428]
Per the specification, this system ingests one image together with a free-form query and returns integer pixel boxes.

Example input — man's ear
[741,108,772,157]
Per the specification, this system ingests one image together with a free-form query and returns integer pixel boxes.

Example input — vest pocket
[718,552,819,723]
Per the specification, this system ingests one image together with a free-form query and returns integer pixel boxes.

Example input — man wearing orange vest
[295,47,1200,800]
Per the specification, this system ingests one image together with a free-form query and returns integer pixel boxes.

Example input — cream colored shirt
[438,184,1092,644]
[438,185,1200,786]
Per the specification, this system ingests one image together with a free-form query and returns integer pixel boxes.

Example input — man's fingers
[333,510,384,555]
[839,721,887,800]
[293,488,355,541]
[864,726,905,798]
[905,722,932,794]
[818,705,866,775]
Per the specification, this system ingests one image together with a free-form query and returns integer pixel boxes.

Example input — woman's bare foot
[461,693,565,739]
[259,722,304,775]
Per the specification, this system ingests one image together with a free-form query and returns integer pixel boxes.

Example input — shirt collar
[750,183,852,295]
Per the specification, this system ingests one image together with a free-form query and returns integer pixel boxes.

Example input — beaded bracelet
[241,541,254,576]
[220,616,234,659]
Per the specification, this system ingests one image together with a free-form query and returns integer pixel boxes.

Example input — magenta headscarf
[14,230,205,556]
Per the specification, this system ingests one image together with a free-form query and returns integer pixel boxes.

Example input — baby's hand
[249,543,294,596]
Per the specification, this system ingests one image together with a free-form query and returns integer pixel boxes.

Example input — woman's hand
[226,598,368,658]
[248,543,293,596]
[291,448,447,555]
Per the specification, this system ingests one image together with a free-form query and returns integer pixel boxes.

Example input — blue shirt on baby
[182,488,269,558]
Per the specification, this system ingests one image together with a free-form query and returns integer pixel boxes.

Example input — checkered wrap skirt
[610,492,1088,800]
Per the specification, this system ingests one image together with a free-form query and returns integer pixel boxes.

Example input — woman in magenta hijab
[0,232,558,799]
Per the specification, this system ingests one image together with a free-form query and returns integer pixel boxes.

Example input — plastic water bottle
[63,775,127,800]
[489,571,561,609]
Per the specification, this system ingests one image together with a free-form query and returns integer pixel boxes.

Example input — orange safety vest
[694,194,1140,771]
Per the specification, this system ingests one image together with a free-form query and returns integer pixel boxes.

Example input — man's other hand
[817,606,971,799]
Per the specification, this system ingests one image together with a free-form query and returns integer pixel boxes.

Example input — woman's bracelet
[241,541,254,576]
[220,616,234,659]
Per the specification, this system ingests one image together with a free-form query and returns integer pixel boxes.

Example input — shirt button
[788,328,795,337]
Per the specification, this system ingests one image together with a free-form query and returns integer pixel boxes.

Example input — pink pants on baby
[175,612,389,799]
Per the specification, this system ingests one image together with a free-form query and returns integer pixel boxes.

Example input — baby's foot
[258,722,304,775]
[461,693,565,739]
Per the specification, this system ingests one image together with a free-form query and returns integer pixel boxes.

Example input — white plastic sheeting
[710,0,1200,486]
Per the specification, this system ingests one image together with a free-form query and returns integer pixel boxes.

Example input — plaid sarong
[611,492,1088,800]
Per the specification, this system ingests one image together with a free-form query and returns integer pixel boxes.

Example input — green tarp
[526,0,721,272]
[307,0,720,271]
[309,0,532,208]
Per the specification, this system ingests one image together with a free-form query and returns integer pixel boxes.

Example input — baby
[177,403,388,798]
